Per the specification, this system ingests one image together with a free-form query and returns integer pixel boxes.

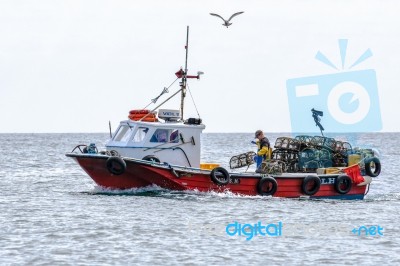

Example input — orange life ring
[128,114,156,119]
[129,109,150,115]
[128,115,158,122]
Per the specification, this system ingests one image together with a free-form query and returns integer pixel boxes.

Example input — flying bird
[210,11,244,28]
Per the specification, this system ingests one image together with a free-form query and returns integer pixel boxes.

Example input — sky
[1,0,400,133]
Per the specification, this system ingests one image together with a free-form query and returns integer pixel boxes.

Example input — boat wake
[80,185,400,202]
[86,184,168,196]
[82,185,287,201]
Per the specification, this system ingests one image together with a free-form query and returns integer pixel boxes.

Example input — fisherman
[254,130,271,169]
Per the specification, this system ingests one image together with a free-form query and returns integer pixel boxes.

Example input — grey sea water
[0,133,399,265]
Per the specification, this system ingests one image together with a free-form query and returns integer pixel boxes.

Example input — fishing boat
[66,27,381,199]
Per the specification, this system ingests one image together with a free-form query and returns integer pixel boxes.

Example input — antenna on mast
[180,26,189,120]
[172,26,203,121]
[139,26,203,122]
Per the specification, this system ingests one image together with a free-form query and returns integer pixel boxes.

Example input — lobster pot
[229,151,256,169]
[295,135,313,150]
[310,136,336,151]
[274,137,300,151]
[271,149,299,172]
[298,148,333,171]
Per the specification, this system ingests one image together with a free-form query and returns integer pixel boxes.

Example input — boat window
[113,125,133,142]
[150,129,169,143]
[170,129,179,143]
[132,127,149,143]
[149,129,180,143]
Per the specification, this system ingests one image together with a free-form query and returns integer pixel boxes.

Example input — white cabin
[106,116,205,168]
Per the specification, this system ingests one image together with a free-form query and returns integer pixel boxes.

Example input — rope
[186,82,201,118]
[163,162,180,178]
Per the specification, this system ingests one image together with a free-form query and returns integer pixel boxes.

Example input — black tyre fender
[335,174,352,194]
[142,155,161,163]
[257,176,278,196]
[364,157,381,177]
[302,175,321,196]
[106,156,126,175]
[210,167,230,186]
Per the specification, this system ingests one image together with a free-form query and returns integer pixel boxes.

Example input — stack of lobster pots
[128,109,158,122]
[271,135,351,173]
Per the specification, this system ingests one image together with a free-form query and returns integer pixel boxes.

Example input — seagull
[210,11,244,28]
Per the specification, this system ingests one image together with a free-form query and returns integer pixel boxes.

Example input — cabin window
[150,129,180,143]
[113,125,133,142]
[170,129,179,143]
[132,127,149,143]
[150,129,168,143]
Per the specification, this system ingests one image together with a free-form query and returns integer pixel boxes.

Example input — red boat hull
[67,154,369,200]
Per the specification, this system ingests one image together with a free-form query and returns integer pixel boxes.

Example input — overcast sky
[1,0,399,133]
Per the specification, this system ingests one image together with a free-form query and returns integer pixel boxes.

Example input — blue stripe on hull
[312,194,365,200]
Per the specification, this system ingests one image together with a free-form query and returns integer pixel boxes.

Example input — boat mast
[141,26,202,122]
[180,26,189,120]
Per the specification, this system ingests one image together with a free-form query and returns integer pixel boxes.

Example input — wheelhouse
[106,119,205,168]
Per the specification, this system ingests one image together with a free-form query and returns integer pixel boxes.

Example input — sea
[1,133,399,265]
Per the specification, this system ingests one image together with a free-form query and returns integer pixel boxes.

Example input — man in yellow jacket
[254,130,271,169]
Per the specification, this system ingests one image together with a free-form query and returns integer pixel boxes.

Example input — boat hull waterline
[66,153,369,200]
